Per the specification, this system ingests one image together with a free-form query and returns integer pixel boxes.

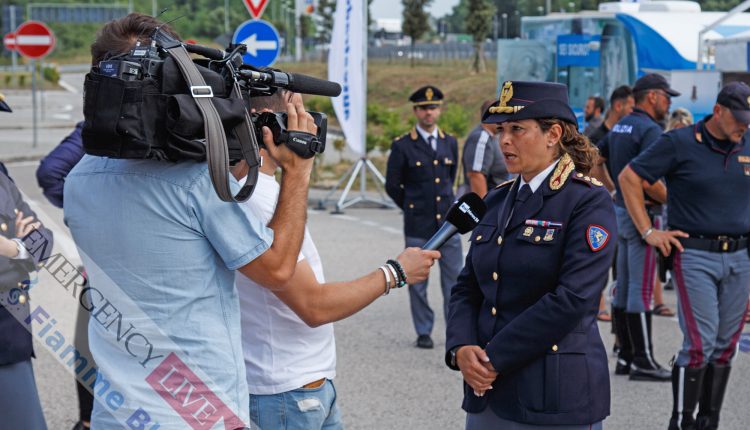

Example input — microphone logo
[459,202,479,223]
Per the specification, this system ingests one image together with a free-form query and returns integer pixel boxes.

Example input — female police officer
[445,81,616,429]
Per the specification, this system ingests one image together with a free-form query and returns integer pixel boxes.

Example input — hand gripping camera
[82,26,340,202]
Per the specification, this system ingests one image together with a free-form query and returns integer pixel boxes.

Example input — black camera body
[252,111,327,159]
[82,26,341,201]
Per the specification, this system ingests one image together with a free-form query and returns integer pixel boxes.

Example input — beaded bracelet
[387,259,408,287]
[386,264,400,289]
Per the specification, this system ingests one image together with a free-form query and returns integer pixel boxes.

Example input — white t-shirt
[236,172,336,395]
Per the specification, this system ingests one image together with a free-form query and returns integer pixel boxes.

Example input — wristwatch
[449,346,461,370]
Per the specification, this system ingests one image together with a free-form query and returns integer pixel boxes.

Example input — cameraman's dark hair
[589,96,605,113]
[609,85,633,107]
[247,89,290,113]
[91,13,180,65]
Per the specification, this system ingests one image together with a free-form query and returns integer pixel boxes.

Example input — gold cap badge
[489,81,524,114]
[426,87,434,101]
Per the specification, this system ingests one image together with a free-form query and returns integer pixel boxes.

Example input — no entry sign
[3,32,16,51]
[15,21,55,59]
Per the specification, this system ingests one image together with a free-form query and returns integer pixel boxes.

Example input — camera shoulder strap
[165,44,255,202]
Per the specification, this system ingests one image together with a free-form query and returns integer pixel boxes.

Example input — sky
[371,0,461,20]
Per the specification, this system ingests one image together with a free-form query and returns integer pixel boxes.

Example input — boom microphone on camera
[423,193,487,251]
[239,69,342,97]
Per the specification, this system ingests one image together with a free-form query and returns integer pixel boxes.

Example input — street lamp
[537,6,544,15]
[568,2,576,12]
[501,13,508,39]
[514,10,520,38]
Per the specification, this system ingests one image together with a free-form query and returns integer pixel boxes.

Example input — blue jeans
[249,379,343,430]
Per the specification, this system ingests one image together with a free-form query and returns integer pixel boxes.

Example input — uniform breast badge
[543,229,555,241]
[523,226,534,237]
[587,225,610,252]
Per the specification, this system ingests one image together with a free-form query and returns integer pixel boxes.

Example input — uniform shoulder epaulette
[571,172,603,187]
[495,179,514,189]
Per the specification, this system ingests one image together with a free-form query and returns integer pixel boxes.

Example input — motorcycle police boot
[696,363,731,430]
[669,365,706,430]
[627,312,670,381]
[613,307,632,375]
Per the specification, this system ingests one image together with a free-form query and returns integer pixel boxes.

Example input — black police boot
[695,363,732,430]
[627,312,670,381]
[668,365,706,430]
[613,307,632,375]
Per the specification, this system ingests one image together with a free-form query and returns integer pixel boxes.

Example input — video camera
[82,25,341,202]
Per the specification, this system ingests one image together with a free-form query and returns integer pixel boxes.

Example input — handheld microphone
[423,193,487,251]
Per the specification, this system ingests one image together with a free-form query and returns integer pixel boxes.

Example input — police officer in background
[620,82,750,430]
[386,85,463,349]
[460,100,511,198]
[596,73,679,382]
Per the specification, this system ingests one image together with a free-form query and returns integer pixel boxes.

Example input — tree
[402,0,432,67]
[467,0,495,73]
[444,0,470,34]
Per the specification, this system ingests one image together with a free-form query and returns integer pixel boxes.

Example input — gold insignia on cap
[549,153,575,191]
[489,81,525,114]
[426,87,434,101]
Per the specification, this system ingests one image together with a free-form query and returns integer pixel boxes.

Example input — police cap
[482,81,577,127]
[717,81,750,124]
[632,73,681,97]
[409,85,444,108]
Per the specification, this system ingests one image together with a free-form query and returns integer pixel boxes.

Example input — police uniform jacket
[385,127,459,239]
[445,156,616,426]
[0,171,53,365]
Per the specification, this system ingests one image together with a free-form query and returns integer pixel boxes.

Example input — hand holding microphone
[395,247,441,285]
[423,193,487,251]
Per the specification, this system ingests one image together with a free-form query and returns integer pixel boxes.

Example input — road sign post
[15,20,55,149]
[233,19,280,67]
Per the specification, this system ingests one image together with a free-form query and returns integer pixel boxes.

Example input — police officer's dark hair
[90,13,181,66]
[609,85,633,107]
[589,96,605,113]
[633,89,654,104]
[538,119,597,174]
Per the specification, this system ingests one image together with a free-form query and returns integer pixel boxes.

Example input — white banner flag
[328,0,366,155]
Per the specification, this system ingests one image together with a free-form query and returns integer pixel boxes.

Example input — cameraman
[64,13,316,428]
[237,93,440,430]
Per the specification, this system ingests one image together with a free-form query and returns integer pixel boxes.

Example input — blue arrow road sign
[233,19,280,68]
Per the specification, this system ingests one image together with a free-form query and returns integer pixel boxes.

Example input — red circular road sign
[15,21,55,59]
[3,32,16,51]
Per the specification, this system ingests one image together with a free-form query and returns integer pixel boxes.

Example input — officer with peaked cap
[620,81,750,430]
[445,81,616,429]
[385,85,462,349]
[0,92,53,429]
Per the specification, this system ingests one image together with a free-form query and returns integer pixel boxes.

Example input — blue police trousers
[672,248,750,368]
[405,234,463,337]
[613,206,657,313]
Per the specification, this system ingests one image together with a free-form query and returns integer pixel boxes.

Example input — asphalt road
[4,161,749,430]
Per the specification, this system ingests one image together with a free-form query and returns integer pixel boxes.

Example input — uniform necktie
[516,184,533,204]
[427,135,436,152]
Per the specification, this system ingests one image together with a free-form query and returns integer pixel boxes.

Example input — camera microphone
[422,193,487,251]
[183,43,226,60]
[238,69,342,97]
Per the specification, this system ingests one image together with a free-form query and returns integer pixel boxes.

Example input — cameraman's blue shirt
[63,155,272,429]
